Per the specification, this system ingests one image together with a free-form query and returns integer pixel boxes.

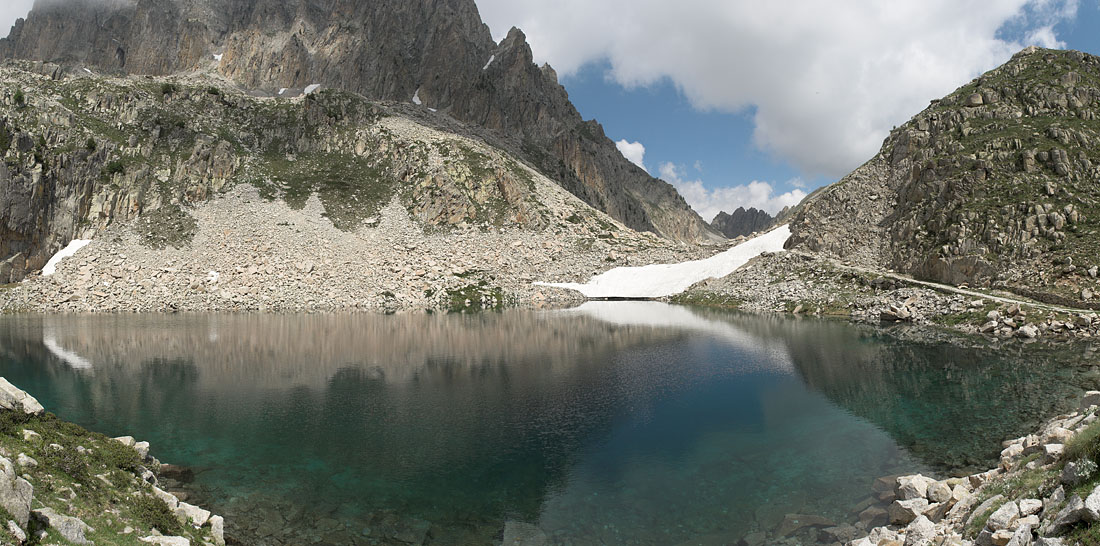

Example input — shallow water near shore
[0,303,1097,545]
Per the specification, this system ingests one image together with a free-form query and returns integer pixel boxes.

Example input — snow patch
[428,107,437,113]
[82,68,92,74]
[206,271,220,284]
[278,88,287,95]
[412,88,422,105]
[304,84,321,95]
[42,239,92,276]
[213,53,223,61]
[537,225,791,298]
[483,55,496,70]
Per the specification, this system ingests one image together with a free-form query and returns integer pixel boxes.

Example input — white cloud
[0,1,33,39]
[475,0,1078,178]
[658,162,805,220]
[614,139,648,172]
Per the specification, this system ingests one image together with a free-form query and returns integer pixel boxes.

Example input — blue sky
[3,1,1098,222]
[478,0,1100,221]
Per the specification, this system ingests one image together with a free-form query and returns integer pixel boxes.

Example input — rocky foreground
[0,377,223,546]
[845,392,1100,546]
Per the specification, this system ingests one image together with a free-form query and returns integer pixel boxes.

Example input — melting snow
[279,88,287,95]
[304,84,321,95]
[82,68,92,74]
[537,225,791,298]
[412,88,422,105]
[213,53,223,61]
[483,55,496,70]
[42,239,92,276]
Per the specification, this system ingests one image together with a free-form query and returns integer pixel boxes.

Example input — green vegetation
[0,410,215,545]
[1065,419,1100,466]
[446,281,507,312]
[670,290,744,310]
[13,89,24,106]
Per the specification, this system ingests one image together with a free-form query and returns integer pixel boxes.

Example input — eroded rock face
[786,47,1100,305]
[711,207,775,238]
[0,0,720,243]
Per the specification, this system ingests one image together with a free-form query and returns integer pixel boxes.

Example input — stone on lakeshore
[152,486,180,509]
[775,513,835,537]
[1042,427,1073,445]
[32,507,93,545]
[6,520,25,543]
[903,515,935,546]
[897,474,935,500]
[1082,391,1100,409]
[990,528,1014,546]
[1043,495,1088,535]
[1042,443,1064,464]
[502,521,547,546]
[889,498,929,525]
[174,501,211,527]
[0,457,33,528]
[928,481,953,503]
[113,436,136,447]
[818,524,860,544]
[208,515,225,546]
[0,378,44,415]
[15,453,36,469]
[139,537,190,546]
[986,501,1020,531]
[858,505,888,527]
[1035,538,1064,546]
[134,441,151,459]
[1061,458,1097,486]
[1018,498,1042,517]
[1015,324,1040,338]
[966,495,1004,530]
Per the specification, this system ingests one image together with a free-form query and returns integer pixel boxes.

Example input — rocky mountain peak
[787,47,1100,307]
[711,207,775,239]
[1,0,722,242]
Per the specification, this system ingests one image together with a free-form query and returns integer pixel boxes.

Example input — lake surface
[0,303,1097,545]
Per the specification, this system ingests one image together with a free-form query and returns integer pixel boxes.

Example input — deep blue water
[0,302,1095,545]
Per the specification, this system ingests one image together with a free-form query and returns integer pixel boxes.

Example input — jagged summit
[1,0,722,242]
[787,47,1100,306]
[711,207,775,239]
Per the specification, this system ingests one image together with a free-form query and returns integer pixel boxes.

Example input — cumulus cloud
[658,162,805,220]
[0,1,34,38]
[475,0,1078,178]
[615,139,648,172]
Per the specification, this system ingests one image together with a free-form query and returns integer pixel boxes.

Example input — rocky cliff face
[711,207,774,238]
[0,0,721,243]
[787,47,1100,306]
[0,61,673,284]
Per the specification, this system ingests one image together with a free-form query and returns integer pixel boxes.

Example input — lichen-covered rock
[0,378,44,415]
[0,457,32,528]
[32,507,94,545]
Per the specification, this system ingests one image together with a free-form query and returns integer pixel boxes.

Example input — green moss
[446,282,507,312]
[131,493,183,535]
[670,290,744,310]
[1064,419,1100,464]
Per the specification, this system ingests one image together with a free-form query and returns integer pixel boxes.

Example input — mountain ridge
[0,0,723,243]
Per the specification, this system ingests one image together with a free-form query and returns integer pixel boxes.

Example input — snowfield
[538,225,791,298]
[42,239,92,276]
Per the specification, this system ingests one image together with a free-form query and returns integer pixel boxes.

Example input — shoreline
[847,393,1100,546]
[0,378,226,546]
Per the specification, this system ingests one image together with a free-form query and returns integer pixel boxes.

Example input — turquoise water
[0,302,1096,545]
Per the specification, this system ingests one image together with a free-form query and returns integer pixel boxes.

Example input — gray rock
[32,507,94,545]
[904,515,936,546]
[1083,391,1100,409]
[0,378,44,415]
[1016,324,1040,339]
[967,495,1004,530]
[1061,458,1097,486]
[986,501,1020,531]
[897,474,934,500]
[209,515,225,546]
[928,481,953,503]
[15,453,36,469]
[502,521,547,546]
[0,457,32,528]
[174,501,211,527]
[139,537,190,546]
[889,498,930,525]
[1018,498,1042,517]
[6,520,25,543]
[1044,495,1089,536]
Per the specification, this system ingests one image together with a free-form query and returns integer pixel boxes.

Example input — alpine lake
[1,302,1098,545]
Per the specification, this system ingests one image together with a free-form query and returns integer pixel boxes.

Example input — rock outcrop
[711,206,775,238]
[787,47,1100,307]
[0,0,721,244]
